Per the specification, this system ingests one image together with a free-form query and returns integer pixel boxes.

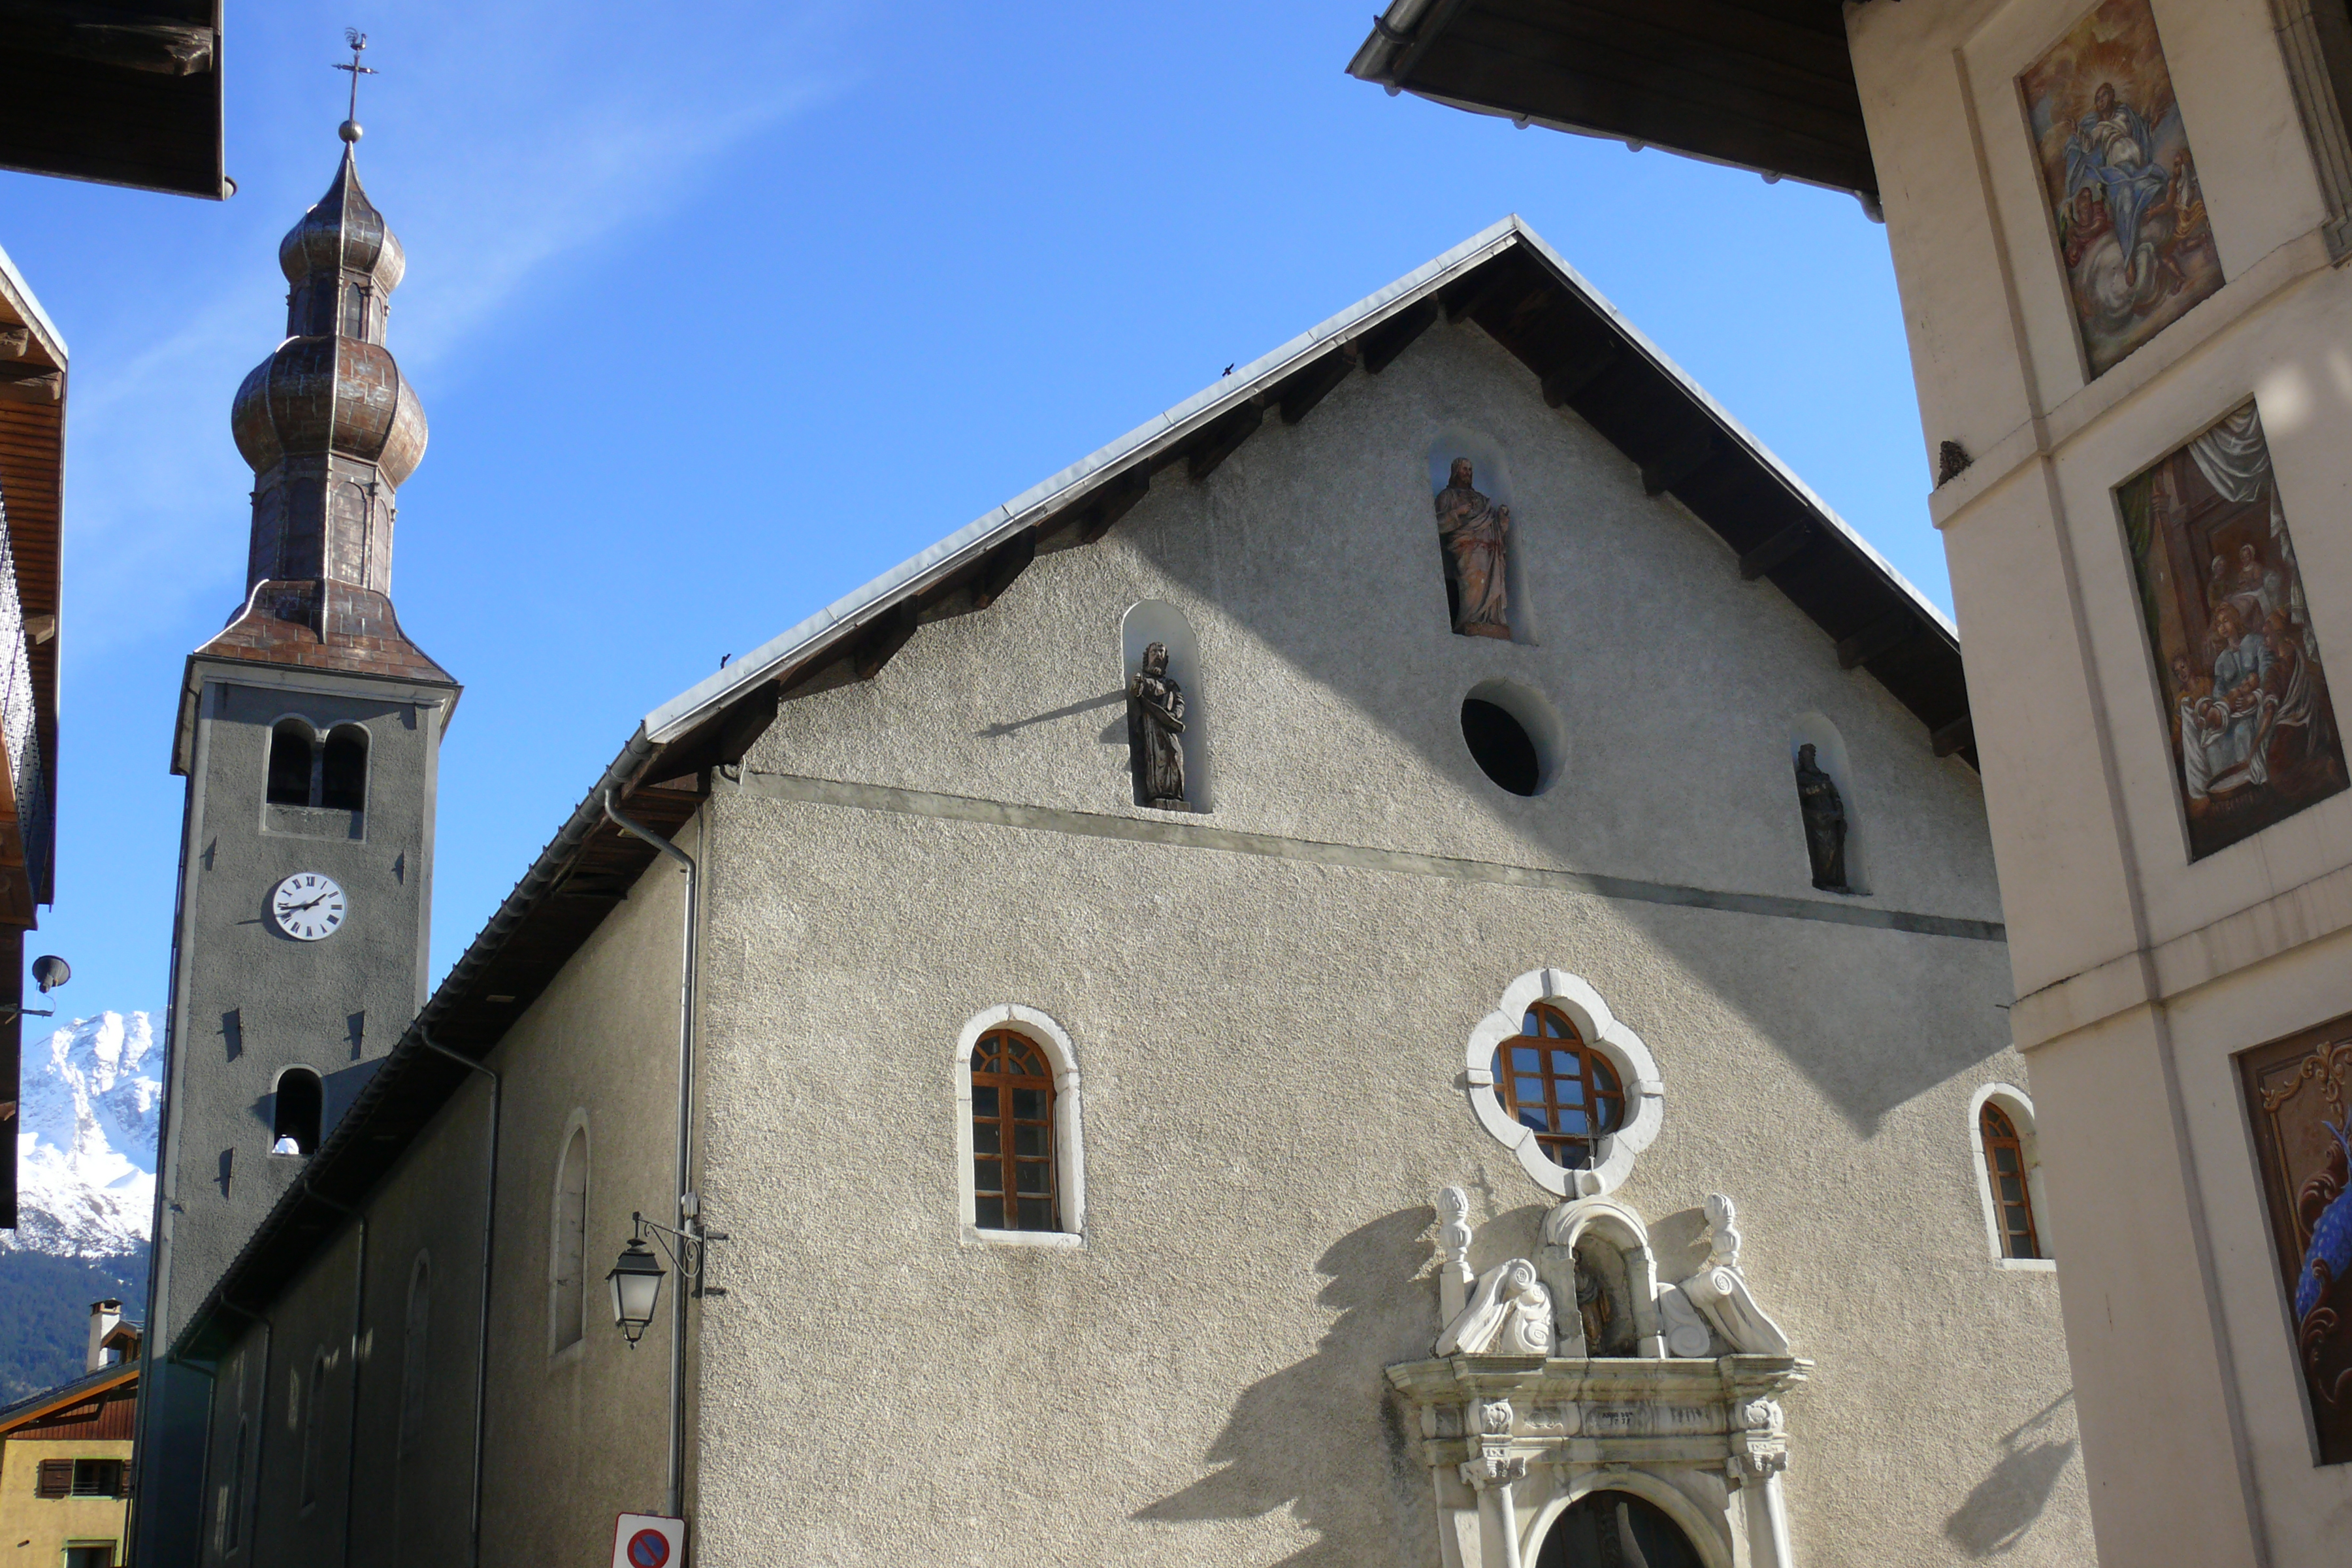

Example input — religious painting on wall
[2116,400,2344,860]
[2019,0,2222,378]
[2242,1017,2352,1466]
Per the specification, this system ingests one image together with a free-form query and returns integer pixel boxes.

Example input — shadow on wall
[1942,1392,2080,1558]
[1111,400,2007,1137]
[1134,1206,1437,1566]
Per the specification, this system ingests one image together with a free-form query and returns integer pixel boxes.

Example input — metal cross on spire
[333,29,375,144]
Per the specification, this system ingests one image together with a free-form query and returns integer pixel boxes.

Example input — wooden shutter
[34,1458,72,1497]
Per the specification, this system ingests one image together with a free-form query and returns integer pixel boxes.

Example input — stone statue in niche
[1128,642,1188,809]
[1435,457,1512,640]
[1793,743,1850,892]
[1573,1253,1614,1352]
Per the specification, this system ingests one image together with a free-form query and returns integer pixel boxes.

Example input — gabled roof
[1345,1,1878,212]
[0,1363,137,1437]
[172,216,1972,1358]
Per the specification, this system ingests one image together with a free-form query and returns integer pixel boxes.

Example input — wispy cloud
[55,0,851,655]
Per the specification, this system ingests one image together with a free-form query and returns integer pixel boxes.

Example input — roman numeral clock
[270,872,348,941]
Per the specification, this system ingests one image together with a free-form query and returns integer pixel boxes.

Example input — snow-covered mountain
[9,1011,160,1260]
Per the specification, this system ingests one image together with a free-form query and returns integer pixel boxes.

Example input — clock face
[270,872,347,941]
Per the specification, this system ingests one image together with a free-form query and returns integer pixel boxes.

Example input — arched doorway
[1535,1488,1705,1567]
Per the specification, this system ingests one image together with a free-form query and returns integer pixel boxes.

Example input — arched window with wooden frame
[1493,1002,1625,1170]
[1980,1102,2042,1261]
[970,1028,1057,1232]
[954,1004,1085,1243]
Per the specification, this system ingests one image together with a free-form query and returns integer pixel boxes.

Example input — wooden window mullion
[971,1028,1056,1232]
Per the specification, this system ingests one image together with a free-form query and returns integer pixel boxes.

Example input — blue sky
[0,1,1938,1019]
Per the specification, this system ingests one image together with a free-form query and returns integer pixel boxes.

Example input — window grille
[1492,1004,1624,1169]
[1980,1103,2041,1260]
[970,1028,1056,1231]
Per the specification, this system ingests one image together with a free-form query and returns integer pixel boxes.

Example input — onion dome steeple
[230,146,424,598]
[199,117,451,691]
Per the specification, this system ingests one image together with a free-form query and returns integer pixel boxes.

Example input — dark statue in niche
[1128,641,1188,809]
[1435,457,1511,639]
[1793,743,1850,893]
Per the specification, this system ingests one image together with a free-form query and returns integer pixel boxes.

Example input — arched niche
[1539,1194,1667,1358]
[1789,712,1869,896]
[1427,427,1537,643]
[1120,600,1213,812]
[270,1066,323,1156]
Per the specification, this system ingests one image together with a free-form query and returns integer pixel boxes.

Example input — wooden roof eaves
[650,218,1957,757]
[645,220,1537,748]
[0,243,62,907]
[0,1364,136,1435]
[1347,0,1880,208]
[0,240,68,366]
[169,725,700,1362]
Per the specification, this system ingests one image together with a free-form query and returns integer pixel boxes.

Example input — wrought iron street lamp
[607,1232,664,1346]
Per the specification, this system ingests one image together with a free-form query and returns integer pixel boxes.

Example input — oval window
[1462,698,1539,796]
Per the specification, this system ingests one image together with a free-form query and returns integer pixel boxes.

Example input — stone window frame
[1465,968,1663,1197]
[1968,1082,2056,1271]
[952,1004,1086,1248]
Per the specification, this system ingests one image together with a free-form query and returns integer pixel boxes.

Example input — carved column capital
[1458,1453,1528,1490]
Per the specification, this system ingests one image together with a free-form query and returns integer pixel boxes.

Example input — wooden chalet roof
[174,217,1972,1358]
[1346,0,1879,210]
[0,244,63,909]
[0,1364,137,1440]
[0,1,225,198]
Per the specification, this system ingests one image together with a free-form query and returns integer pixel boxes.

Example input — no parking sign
[612,1513,686,1568]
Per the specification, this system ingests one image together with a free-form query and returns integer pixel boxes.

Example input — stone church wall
[193,828,689,1567]
[684,324,2093,1563]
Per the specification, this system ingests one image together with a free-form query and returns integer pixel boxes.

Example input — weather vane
[333,28,375,144]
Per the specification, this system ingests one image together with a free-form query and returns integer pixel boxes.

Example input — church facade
[148,184,2091,1564]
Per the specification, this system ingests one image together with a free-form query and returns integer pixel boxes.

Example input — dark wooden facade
[0,1367,139,1443]
[1347,0,1877,206]
[0,1,224,198]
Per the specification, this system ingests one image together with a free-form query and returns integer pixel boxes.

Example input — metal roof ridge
[644,217,1526,743]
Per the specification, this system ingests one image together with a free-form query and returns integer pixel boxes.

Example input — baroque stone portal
[1128,641,1188,809]
[1402,1186,1805,1568]
[1436,457,1512,640]
[1793,744,1849,893]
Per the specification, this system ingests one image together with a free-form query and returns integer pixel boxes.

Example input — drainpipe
[418,1029,499,1568]
[600,788,698,1521]
[301,1177,366,1568]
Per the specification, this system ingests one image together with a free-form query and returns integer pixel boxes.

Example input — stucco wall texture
[687,324,2091,1564]
[193,829,686,1568]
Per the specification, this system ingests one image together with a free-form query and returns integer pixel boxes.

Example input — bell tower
[134,97,459,1563]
